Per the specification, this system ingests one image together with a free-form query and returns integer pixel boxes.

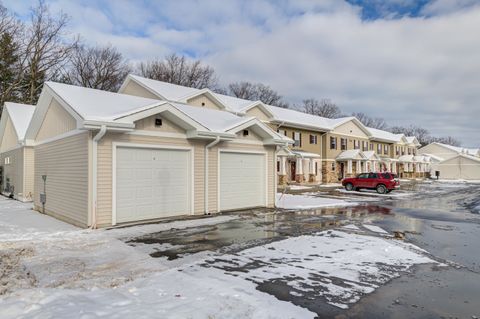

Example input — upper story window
[413,148,416,155]
[353,140,360,150]
[377,144,382,153]
[396,146,400,155]
[362,141,368,151]
[401,147,405,155]
[277,129,286,136]
[340,138,347,150]
[408,147,412,155]
[370,143,374,151]
[330,136,337,150]
[309,134,317,145]
[4,157,10,165]
[384,145,389,155]
[293,132,302,147]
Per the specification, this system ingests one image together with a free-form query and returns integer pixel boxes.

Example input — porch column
[280,156,287,175]
[372,161,377,172]
[296,158,303,175]
[347,160,352,174]
[392,162,396,173]
[356,160,361,174]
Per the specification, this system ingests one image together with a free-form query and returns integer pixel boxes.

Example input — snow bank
[207,230,436,309]
[276,193,357,209]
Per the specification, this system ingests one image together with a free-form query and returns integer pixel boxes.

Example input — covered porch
[277,150,322,185]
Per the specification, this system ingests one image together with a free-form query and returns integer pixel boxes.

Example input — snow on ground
[342,224,361,231]
[288,185,312,190]
[336,188,413,198]
[206,229,436,309]
[362,224,389,234]
[276,193,357,209]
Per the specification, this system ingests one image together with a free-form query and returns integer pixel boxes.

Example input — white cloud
[3,0,480,146]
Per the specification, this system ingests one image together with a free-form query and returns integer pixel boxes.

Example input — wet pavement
[125,181,480,318]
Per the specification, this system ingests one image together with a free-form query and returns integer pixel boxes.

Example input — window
[370,143,374,151]
[396,146,399,155]
[377,144,382,153]
[340,138,347,150]
[368,173,378,179]
[4,157,10,165]
[358,173,369,179]
[293,132,302,147]
[413,149,416,155]
[408,148,412,155]
[331,162,336,171]
[330,137,337,150]
[353,140,360,149]
[402,147,405,155]
[309,134,317,144]
[384,145,389,155]
[362,141,368,151]
[277,161,280,172]
[201,102,206,106]
[243,129,249,136]
[277,129,286,136]
[155,118,162,127]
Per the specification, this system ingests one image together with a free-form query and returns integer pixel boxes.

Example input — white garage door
[115,146,191,224]
[219,151,266,211]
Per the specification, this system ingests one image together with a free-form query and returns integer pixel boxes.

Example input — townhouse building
[118,74,429,185]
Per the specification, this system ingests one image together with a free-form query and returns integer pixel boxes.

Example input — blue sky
[3,0,480,147]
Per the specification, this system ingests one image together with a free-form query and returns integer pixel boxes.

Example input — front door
[339,162,345,180]
[290,161,296,181]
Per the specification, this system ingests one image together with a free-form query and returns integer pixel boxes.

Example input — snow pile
[276,193,357,209]
[289,185,312,191]
[206,230,436,309]
[362,224,389,234]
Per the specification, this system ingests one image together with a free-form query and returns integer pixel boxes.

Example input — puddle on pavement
[125,205,394,260]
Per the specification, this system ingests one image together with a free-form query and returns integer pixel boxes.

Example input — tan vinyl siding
[121,80,160,99]
[333,121,369,137]
[274,126,323,155]
[96,133,206,227]
[0,146,24,200]
[186,94,223,110]
[34,132,89,227]
[36,99,77,142]
[23,146,34,201]
[0,113,19,152]
[245,106,271,121]
[135,115,185,133]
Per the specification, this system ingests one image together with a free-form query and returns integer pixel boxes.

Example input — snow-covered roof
[125,74,199,101]
[291,150,321,158]
[431,142,479,157]
[367,127,402,143]
[398,155,414,162]
[46,82,163,122]
[363,151,382,161]
[267,105,334,131]
[171,102,251,132]
[336,149,365,160]
[4,102,35,140]
[421,153,444,162]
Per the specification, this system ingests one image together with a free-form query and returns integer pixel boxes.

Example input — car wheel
[376,184,387,194]
[345,183,354,191]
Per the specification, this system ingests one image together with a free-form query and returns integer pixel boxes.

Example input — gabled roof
[398,155,415,162]
[367,127,403,143]
[405,136,421,146]
[363,151,382,161]
[267,105,333,131]
[421,142,479,157]
[439,153,480,164]
[26,82,290,145]
[336,149,366,160]
[3,102,35,140]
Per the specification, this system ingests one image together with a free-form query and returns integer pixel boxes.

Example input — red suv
[342,172,400,194]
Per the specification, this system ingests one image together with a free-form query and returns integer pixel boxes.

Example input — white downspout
[91,125,107,229]
[204,136,221,214]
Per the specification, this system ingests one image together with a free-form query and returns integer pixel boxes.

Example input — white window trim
[111,142,195,226]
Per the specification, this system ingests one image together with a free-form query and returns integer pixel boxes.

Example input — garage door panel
[116,146,191,224]
[219,152,266,211]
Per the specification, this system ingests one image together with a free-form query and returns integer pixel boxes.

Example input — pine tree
[0,31,21,110]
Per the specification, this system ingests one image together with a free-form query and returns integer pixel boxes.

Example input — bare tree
[300,98,342,118]
[227,81,289,108]
[20,1,78,104]
[430,136,462,147]
[0,4,23,108]
[352,112,388,130]
[389,125,432,146]
[61,44,131,91]
[138,53,218,89]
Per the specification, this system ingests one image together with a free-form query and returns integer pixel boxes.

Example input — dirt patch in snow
[0,247,37,295]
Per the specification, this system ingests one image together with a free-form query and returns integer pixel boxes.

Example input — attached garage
[114,144,192,224]
[432,154,480,180]
[219,150,266,211]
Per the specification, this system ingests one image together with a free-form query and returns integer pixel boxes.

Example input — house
[0,102,36,201]
[18,81,290,228]
[419,142,480,180]
[118,74,428,184]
